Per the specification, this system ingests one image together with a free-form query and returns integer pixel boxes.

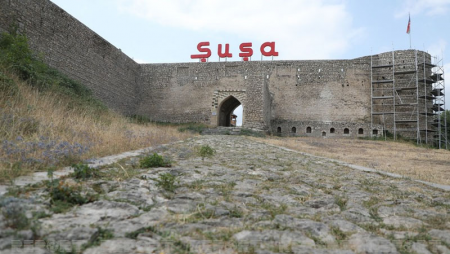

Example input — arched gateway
[218,96,242,127]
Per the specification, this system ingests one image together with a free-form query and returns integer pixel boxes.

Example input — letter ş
[191,42,278,61]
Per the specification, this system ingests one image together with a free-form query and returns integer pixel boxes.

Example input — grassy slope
[260,136,450,185]
[0,31,193,183]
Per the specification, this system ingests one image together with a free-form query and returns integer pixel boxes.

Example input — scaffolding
[370,50,447,148]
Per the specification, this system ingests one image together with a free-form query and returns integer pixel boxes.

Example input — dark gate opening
[218,96,242,127]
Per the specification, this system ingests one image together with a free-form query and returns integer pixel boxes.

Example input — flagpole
[408,13,411,49]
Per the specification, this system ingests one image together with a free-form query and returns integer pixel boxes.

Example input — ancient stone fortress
[1,0,445,144]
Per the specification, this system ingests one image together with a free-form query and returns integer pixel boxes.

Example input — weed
[140,153,170,168]
[240,128,265,137]
[334,195,348,211]
[128,114,151,124]
[369,207,382,222]
[82,227,114,250]
[229,206,244,218]
[126,226,158,239]
[46,179,97,213]
[186,179,205,190]
[177,123,208,134]
[156,173,179,192]
[261,202,288,219]
[71,163,99,180]
[363,196,380,208]
[0,198,30,230]
[330,226,349,241]
[198,145,216,161]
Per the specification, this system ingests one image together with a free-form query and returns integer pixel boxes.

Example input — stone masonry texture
[0,0,434,137]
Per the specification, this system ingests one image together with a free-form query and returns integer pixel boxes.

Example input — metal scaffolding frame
[430,55,448,149]
[370,50,447,148]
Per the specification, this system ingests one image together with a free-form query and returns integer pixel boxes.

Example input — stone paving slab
[0,135,449,254]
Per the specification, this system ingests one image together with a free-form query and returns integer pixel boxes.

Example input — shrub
[71,163,99,180]
[46,179,96,213]
[0,30,106,112]
[155,173,178,192]
[178,123,207,134]
[140,153,170,168]
[82,227,114,250]
[198,145,215,161]
[0,197,30,230]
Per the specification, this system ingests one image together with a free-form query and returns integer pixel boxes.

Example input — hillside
[0,31,192,183]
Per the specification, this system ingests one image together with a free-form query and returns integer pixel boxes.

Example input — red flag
[406,14,411,34]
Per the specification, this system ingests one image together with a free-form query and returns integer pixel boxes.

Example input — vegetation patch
[140,153,171,168]
[177,123,208,134]
[71,163,100,180]
[46,179,97,213]
[198,145,216,161]
[155,173,179,192]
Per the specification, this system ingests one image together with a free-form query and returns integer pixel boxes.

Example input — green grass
[140,153,171,168]
[0,30,106,113]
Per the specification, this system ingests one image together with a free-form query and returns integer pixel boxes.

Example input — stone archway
[218,96,242,127]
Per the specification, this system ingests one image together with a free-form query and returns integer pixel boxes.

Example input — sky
[51,0,450,126]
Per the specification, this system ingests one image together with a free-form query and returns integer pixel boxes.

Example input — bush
[128,114,151,124]
[0,71,19,97]
[0,197,30,230]
[198,145,215,161]
[178,123,208,134]
[140,153,170,168]
[0,30,106,112]
[155,173,178,192]
[71,163,99,180]
[46,179,97,213]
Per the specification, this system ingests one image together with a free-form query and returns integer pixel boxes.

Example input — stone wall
[0,0,435,138]
[0,0,140,115]
[138,59,374,132]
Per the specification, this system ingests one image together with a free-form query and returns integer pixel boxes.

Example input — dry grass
[258,136,450,186]
[0,74,194,183]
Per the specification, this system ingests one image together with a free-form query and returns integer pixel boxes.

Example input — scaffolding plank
[420,129,437,132]
[372,112,395,115]
[419,95,435,100]
[372,96,394,99]
[396,128,419,131]
[418,79,434,84]
[395,120,418,123]
[417,62,436,67]
[420,112,438,116]
[394,70,416,75]
[372,80,394,84]
[396,87,417,91]
[396,103,418,106]
[372,65,393,69]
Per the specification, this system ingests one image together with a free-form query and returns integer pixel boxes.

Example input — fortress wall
[267,59,371,123]
[137,62,269,129]
[138,59,373,131]
[0,0,140,115]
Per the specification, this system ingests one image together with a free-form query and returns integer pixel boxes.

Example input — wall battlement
[0,0,436,140]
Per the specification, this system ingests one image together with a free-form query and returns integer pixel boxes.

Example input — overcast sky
[51,0,450,126]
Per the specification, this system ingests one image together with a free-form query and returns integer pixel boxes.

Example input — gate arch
[211,90,246,127]
[218,95,242,127]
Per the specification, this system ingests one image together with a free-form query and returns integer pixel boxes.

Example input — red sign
[191,42,278,62]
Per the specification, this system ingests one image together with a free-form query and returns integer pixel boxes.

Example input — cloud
[116,0,363,59]
[395,0,450,18]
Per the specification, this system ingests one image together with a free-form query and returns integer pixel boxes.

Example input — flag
[406,14,411,34]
